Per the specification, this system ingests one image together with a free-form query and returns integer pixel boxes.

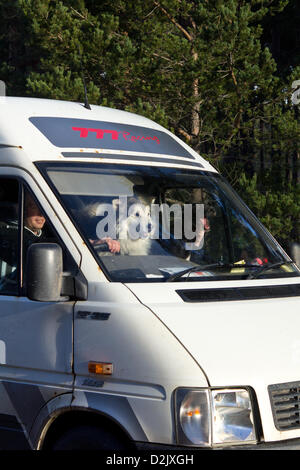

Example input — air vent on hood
[176,284,300,303]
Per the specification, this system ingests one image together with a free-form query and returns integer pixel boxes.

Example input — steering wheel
[94,242,110,253]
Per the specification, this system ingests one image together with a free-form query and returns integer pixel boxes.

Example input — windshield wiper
[166,262,256,282]
[247,261,295,279]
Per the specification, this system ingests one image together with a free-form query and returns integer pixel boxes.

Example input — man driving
[0,193,47,291]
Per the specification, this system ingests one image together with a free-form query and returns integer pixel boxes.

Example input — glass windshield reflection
[38,162,300,283]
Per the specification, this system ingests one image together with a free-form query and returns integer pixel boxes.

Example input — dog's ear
[148,196,156,205]
[140,195,155,206]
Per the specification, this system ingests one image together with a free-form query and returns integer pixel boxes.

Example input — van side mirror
[26,243,64,301]
[290,242,300,268]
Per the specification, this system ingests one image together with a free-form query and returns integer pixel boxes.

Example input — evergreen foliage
[0,0,299,248]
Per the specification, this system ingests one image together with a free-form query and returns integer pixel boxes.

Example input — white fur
[85,197,156,255]
[114,197,156,255]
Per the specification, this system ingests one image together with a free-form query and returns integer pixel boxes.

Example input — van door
[0,178,75,449]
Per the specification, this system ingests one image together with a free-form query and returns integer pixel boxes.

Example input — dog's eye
[135,212,140,217]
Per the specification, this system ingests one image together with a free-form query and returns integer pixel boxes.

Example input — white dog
[85,196,156,255]
[113,196,156,255]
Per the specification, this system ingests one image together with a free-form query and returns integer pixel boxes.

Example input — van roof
[0,97,216,172]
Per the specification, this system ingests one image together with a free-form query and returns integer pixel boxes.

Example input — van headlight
[175,388,257,447]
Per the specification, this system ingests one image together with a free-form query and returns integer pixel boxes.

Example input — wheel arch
[40,407,136,450]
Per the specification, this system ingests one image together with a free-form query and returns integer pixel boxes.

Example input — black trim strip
[176,284,300,302]
[61,152,204,168]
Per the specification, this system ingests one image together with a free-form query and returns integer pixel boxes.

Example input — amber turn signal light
[88,361,113,375]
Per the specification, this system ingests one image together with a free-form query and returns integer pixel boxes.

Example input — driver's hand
[104,238,121,253]
[90,237,121,254]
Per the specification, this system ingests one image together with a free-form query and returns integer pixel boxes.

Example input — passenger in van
[158,214,211,261]
[0,194,46,273]
[190,216,210,247]
[23,194,46,247]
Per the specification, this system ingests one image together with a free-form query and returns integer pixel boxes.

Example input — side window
[0,181,78,296]
[0,179,19,295]
[23,189,49,269]
[22,188,78,284]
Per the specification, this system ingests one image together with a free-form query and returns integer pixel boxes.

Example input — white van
[0,95,300,451]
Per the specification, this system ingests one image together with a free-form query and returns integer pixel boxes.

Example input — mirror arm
[290,242,300,268]
[61,271,88,300]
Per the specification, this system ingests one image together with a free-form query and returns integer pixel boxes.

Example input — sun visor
[29,116,195,159]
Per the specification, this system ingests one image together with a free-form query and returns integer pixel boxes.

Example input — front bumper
[135,437,300,451]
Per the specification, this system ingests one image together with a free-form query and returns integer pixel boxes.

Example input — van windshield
[38,162,299,283]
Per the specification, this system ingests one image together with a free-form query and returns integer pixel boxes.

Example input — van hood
[127,281,300,386]
[126,280,300,442]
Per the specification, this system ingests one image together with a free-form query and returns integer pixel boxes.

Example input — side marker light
[88,361,113,375]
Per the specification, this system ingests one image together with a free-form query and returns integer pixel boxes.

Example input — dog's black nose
[147,223,152,232]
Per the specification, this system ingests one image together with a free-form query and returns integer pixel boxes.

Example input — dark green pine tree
[0,0,298,245]
[235,0,300,249]
[11,1,288,149]
[0,0,43,96]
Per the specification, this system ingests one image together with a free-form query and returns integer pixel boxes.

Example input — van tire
[51,424,130,450]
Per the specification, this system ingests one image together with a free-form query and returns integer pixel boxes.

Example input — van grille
[269,382,300,431]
